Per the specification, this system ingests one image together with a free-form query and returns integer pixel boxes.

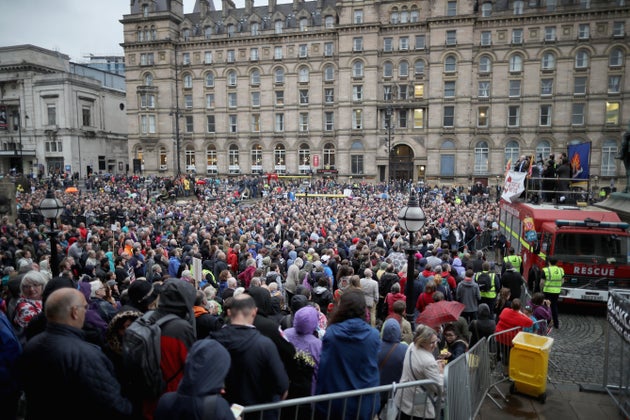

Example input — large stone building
[0,45,128,178]
[121,0,629,187]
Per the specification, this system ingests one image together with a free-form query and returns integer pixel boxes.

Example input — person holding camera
[529,292,552,329]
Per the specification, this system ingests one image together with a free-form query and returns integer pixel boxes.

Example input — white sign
[501,170,527,203]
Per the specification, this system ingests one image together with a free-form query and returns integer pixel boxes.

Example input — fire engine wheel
[539,392,547,404]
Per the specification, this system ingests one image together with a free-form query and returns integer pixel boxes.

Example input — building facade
[121,0,629,187]
[0,45,128,178]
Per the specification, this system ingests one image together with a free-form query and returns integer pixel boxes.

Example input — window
[250,70,260,86]
[184,115,193,133]
[299,113,309,132]
[298,144,311,173]
[324,65,334,81]
[540,105,552,126]
[82,106,91,126]
[545,27,556,41]
[540,78,553,96]
[542,52,556,70]
[384,85,392,101]
[325,88,334,104]
[440,140,455,176]
[478,81,490,98]
[204,51,213,64]
[353,85,363,101]
[300,18,308,32]
[229,115,238,133]
[609,48,624,67]
[384,38,393,52]
[546,0,557,11]
[574,76,587,95]
[182,28,190,40]
[275,20,283,34]
[184,94,193,108]
[251,22,260,36]
[275,91,284,106]
[477,106,489,127]
[352,61,364,78]
[444,81,456,98]
[509,80,521,97]
[274,68,285,84]
[182,52,191,65]
[324,112,334,131]
[250,48,259,61]
[207,115,215,133]
[47,104,56,125]
[274,46,283,60]
[481,2,492,16]
[140,93,155,109]
[578,24,590,40]
[140,53,154,65]
[444,55,457,73]
[228,144,239,171]
[228,92,237,108]
[512,29,523,44]
[298,67,309,83]
[399,37,409,51]
[391,9,399,24]
[227,50,235,63]
[399,61,409,77]
[352,109,363,129]
[536,140,552,162]
[446,30,457,45]
[609,75,621,94]
[414,60,425,76]
[143,73,153,86]
[206,93,215,108]
[415,35,426,50]
[479,56,492,73]
[299,89,309,104]
[325,15,334,29]
[513,0,524,14]
[383,62,393,78]
[508,105,520,127]
[481,31,492,46]
[324,42,334,56]
[251,144,262,170]
[354,10,363,24]
[251,114,261,133]
[443,106,454,127]
[323,143,336,167]
[613,22,625,37]
[275,113,284,132]
[474,141,489,174]
[351,155,364,175]
[205,72,214,87]
[227,70,237,87]
[601,139,618,176]
[580,0,590,9]
[447,1,457,16]
[399,85,408,100]
[274,145,286,170]
[251,91,260,107]
[140,114,156,134]
[606,101,620,125]
[575,50,589,69]
[400,9,409,23]
[383,109,393,130]
[159,147,167,169]
[413,83,424,99]
[571,103,585,125]
[299,44,308,58]
[353,37,363,52]
[399,109,408,128]
[509,55,523,72]
[413,109,424,128]
[183,73,193,88]
[205,26,212,39]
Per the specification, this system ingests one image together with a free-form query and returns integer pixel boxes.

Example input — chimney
[245,0,254,14]
[199,0,208,17]
[268,0,277,15]
[222,0,235,18]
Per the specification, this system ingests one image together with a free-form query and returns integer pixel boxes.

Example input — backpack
[440,276,452,301]
[475,272,492,292]
[122,311,180,398]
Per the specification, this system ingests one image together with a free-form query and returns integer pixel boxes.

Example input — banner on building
[568,142,591,188]
[501,170,527,203]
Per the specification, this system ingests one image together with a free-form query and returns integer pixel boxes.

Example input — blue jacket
[316,317,380,419]
[378,319,408,387]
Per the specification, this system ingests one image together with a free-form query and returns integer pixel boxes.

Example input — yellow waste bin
[508,331,554,403]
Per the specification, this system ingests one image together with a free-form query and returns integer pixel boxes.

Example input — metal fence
[443,349,470,420]
[604,290,630,418]
[240,379,442,420]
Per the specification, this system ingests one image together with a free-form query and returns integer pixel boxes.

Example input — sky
[0,0,287,63]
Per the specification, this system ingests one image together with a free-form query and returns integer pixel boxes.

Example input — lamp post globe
[39,189,64,277]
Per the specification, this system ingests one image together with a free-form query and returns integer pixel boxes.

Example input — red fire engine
[498,201,630,303]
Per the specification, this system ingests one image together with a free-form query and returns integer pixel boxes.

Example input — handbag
[384,383,399,420]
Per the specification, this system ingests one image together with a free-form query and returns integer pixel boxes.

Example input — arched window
[150,25,157,40]
[505,140,520,167]
[143,73,153,86]
[474,141,489,174]
[251,144,263,173]
[227,70,237,87]
[228,144,240,173]
[205,72,214,87]
[298,67,310,83]
[183,73,193,88]
[444,55,457,73]
[479,56,492,73]
[399,60,409,77]
[204,26,212,39]
[137,27,144,41]
[324,64,335,81]
[575,49,589,68]
[299,143,311,174]
[400,8,409,23]
[440,140,456,177]
[135,147,145,171]
[390,8,399,24]
[206,145,217,174]
[250,69,260,86]
[601,139,618,176]
[350,141,365,174]
[536,140,551,162]
[185,145,196,171]
[414,59,425,75]
[352,61,364,78]
[274,68,285,84]
[275,20,283,34]
[509,54,523,72]
[609,47,624,67]
[383,62,393,78]
[323,143,336,168]
[274,144,286,173]
[159,146,167,170]
[542,52,556,70]
[410,8,419,22]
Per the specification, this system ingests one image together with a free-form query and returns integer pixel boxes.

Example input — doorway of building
[390,145,414,181]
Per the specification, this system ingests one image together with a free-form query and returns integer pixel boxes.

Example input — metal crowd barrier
[240,379,442,420]
[443,347,471,420]
[467,338,491,418]
[484,326,522,409]
[603,290,630,418]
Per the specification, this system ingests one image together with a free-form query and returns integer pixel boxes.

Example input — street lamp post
[386,106,393,183]
[39,188,64,277]
[398,188,426,323]
[173,43,181,176]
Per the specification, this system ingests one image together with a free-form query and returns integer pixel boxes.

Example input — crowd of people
[0,176,553,420]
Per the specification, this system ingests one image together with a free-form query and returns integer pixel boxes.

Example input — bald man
[19,288,132,420]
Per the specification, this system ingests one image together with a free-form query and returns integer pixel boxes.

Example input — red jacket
[385,292,407,316]
[495,308,534,345]
[416,291,435,312]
